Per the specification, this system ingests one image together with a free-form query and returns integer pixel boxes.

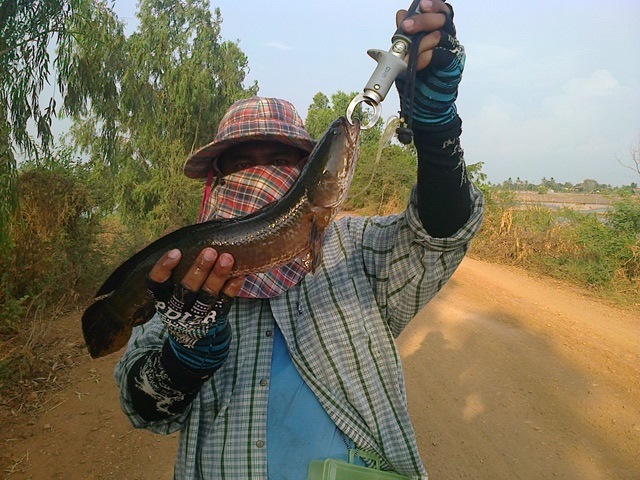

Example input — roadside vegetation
[470,189,639,306]
[1,1,638,401]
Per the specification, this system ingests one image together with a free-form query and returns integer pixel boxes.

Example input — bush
[0,165,105,392]
[470,194,639,306]
[345,141,416,215]
[5,169,95,300]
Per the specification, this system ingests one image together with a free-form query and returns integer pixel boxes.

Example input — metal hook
[346,48,407,130]
[346,94,381,131]
[346,0,424,130]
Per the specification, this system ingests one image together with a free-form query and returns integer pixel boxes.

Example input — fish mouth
[344,117,361,148]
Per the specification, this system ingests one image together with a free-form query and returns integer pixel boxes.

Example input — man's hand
[148,247,244,299]
[146,248,245,372]
[396,0,465,127]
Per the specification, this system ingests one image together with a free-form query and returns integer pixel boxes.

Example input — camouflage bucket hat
[184,96,316,179]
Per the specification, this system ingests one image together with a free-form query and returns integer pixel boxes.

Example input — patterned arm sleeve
[113,315,206,432]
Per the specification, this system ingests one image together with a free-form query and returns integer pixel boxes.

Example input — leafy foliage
[68,0,258,236]
[0,0,121,251]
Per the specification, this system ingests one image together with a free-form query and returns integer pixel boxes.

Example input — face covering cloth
[198,164,310,298]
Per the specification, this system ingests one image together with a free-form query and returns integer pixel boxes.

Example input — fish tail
[82,295,134,358]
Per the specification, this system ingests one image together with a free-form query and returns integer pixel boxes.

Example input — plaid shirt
[114,184,484,479]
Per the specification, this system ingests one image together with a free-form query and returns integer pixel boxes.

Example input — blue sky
[112,1,640,187]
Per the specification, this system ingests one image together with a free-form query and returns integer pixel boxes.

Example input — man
[114,1,484,478]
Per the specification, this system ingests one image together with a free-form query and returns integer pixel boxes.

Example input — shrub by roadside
[471,190,639,307]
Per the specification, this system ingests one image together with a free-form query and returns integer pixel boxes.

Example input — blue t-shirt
[267,325,364,479]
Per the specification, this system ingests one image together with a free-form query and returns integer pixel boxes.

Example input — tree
[305,92,337,139]
[617,136,640,180]
[0,0,122,250]
[578,179,599,194]
[69,0,258,234]
[305,90,380,142]
[466,161,487,186]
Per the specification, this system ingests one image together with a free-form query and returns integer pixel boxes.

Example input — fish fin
[81,294,154,358]
[309,226,323,273]
[309,207,334,273]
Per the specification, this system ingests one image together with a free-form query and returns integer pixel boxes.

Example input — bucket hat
[184,97,316,179]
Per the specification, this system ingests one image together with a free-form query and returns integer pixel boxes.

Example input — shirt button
[265,330,273,337]
[259,379,268,387]
[256,440,265,448]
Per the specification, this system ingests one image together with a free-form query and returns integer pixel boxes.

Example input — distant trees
[499,177,636,195]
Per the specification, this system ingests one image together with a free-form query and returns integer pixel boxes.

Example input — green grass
[471,192,639,308]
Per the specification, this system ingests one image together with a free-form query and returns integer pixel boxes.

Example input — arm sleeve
[124,340,212,422]
[413,115,472,238]
[113,315,208,432]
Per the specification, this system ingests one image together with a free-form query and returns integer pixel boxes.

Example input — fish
[82,116,360,358]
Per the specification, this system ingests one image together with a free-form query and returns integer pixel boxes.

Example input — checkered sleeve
[358,182,484,337]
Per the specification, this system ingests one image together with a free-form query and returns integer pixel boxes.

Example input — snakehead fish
[82,117,360,358]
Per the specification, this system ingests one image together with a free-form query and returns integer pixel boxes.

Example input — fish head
[307,117,360,209]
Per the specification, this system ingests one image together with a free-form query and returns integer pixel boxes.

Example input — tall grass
[471,190,640,306]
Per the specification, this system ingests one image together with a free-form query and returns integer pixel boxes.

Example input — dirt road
[2,257,638,479]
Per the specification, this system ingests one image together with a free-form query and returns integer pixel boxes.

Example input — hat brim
[184,135,316,179]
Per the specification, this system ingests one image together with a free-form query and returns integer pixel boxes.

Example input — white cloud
[263,41,293,51]
[543,70,632,133]
[563,69,620,97]
[464,69,640,185]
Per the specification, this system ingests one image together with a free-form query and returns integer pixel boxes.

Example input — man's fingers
[148,248,243,306]
[415,30,441,70]
[148,248,182,283]
[220,275,246,299]
[397,0,452,35]
[418,0,452,17]
[201,253,235,296]
[182,248,218,292]
[396,8,408,28]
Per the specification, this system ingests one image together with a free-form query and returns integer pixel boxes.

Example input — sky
[111,0,640,187]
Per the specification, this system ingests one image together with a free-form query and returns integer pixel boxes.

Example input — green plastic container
[307,449,412,480]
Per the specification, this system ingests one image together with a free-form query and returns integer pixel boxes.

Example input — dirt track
[1,257,639,479]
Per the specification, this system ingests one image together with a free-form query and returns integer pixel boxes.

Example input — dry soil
[1,257,638,479]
